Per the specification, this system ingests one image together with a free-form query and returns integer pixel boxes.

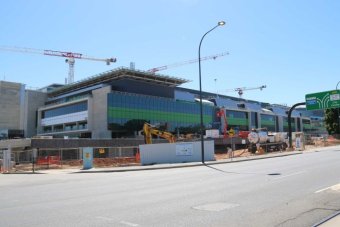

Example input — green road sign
[305,90,340,110]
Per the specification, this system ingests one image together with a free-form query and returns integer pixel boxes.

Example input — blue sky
[0,0,339,106]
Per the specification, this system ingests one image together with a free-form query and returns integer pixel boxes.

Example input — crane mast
[0,46,117,84]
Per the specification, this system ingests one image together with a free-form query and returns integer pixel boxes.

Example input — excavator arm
[143,123,176,144]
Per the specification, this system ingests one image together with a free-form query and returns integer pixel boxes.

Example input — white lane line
[271,171,306,181]
[315,183,340,193]
[95,216,114,221]
[120,220,139,226]
[192,202,240,212]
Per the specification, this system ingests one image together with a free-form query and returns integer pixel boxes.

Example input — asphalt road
[1,147,340,227]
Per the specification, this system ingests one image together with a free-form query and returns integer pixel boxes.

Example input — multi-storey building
[0,81,46,139]
[0,68,326,140]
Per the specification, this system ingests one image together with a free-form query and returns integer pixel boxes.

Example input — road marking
[315,183,340,193]
[95,216,114,221]
[271,171,306,180]
[120,220,139,226]
[192,202,240,212]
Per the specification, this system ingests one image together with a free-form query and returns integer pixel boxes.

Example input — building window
[261,114,276,131]
[54,125,63,132]
[225,110,249,131]
[42,101,87,118]
[250,112,258,129]
[43,126,52,133]
[283,117,296,132]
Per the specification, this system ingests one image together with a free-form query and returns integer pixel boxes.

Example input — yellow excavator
[143,123,176,144]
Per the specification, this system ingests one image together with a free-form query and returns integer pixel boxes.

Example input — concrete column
[79,148,82,160]
[37,110,43,134]
[90,86,112,139]
[278,116,284,132]
[247,111,252,130]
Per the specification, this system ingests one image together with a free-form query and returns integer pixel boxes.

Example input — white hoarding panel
[139,141,214,165]
[176,143,193,156]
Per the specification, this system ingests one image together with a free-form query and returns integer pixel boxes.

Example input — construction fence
[1,146,140,172]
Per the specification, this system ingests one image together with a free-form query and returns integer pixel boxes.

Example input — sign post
[32,149,38,173]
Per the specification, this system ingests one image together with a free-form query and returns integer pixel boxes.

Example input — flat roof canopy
[48,67,189,98]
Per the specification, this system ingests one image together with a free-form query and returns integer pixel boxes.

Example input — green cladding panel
[107,92,214,131]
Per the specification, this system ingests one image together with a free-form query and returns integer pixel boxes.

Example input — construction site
[0,45,334,173]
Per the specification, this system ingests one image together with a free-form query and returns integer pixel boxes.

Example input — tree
[324,108,340,135]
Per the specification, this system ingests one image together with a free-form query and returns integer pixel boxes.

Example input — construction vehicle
[147,51,228,73]
[0,45,117,84]
[217,108,247,138]
[248,128,288,153]
[143,123,176,144]
[216,109,228,138]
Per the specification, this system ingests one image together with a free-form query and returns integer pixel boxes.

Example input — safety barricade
[37,156,61,165]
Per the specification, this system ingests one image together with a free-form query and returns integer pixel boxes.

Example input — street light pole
[198,21,225,164]
[336,81,340,136]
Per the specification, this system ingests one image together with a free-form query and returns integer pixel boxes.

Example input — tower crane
[223,85,266,98]
[147,51,229,73]
[0,45,117,84]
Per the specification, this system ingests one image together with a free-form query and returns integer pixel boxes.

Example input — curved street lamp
[198,21,225,164]
[336,81,340,135]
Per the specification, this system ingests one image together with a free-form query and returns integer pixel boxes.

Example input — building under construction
[0,67,328,171]
[0,67,326,141]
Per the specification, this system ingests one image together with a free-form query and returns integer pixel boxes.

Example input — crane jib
[43,50,83,59]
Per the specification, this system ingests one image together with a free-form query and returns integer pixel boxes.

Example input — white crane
[0,45,117,84]
[223,85,267,98]
[147,51,228,73]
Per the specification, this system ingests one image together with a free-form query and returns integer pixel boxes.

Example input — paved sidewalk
[74,145,340,174]
[313,211,340,227]
[13,145,340,175]
[70,150,304,174]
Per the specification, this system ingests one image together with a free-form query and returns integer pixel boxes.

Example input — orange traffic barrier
[135,150,140,162]
[37,156,61,165]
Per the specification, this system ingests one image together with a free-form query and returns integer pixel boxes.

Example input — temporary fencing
[4,146,140,172]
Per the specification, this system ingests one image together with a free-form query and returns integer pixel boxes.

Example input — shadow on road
[203,163,282,176]
[203,164,259,175]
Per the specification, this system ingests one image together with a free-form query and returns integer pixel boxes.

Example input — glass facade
[250,112,258,129]
[225,110,249,131]
[261,114,276,131]
[107,92,215,132]
[42,101,87,118]
[46,93,91,106]
[297,117,301,131]
[283,117,296,132]
[302,119,311,132]
[310,119,327,135]
[0,129,24,140]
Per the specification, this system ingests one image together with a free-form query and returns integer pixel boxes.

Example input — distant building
[0,81,46,139]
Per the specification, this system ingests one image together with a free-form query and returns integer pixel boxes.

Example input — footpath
[34,145,339,175]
